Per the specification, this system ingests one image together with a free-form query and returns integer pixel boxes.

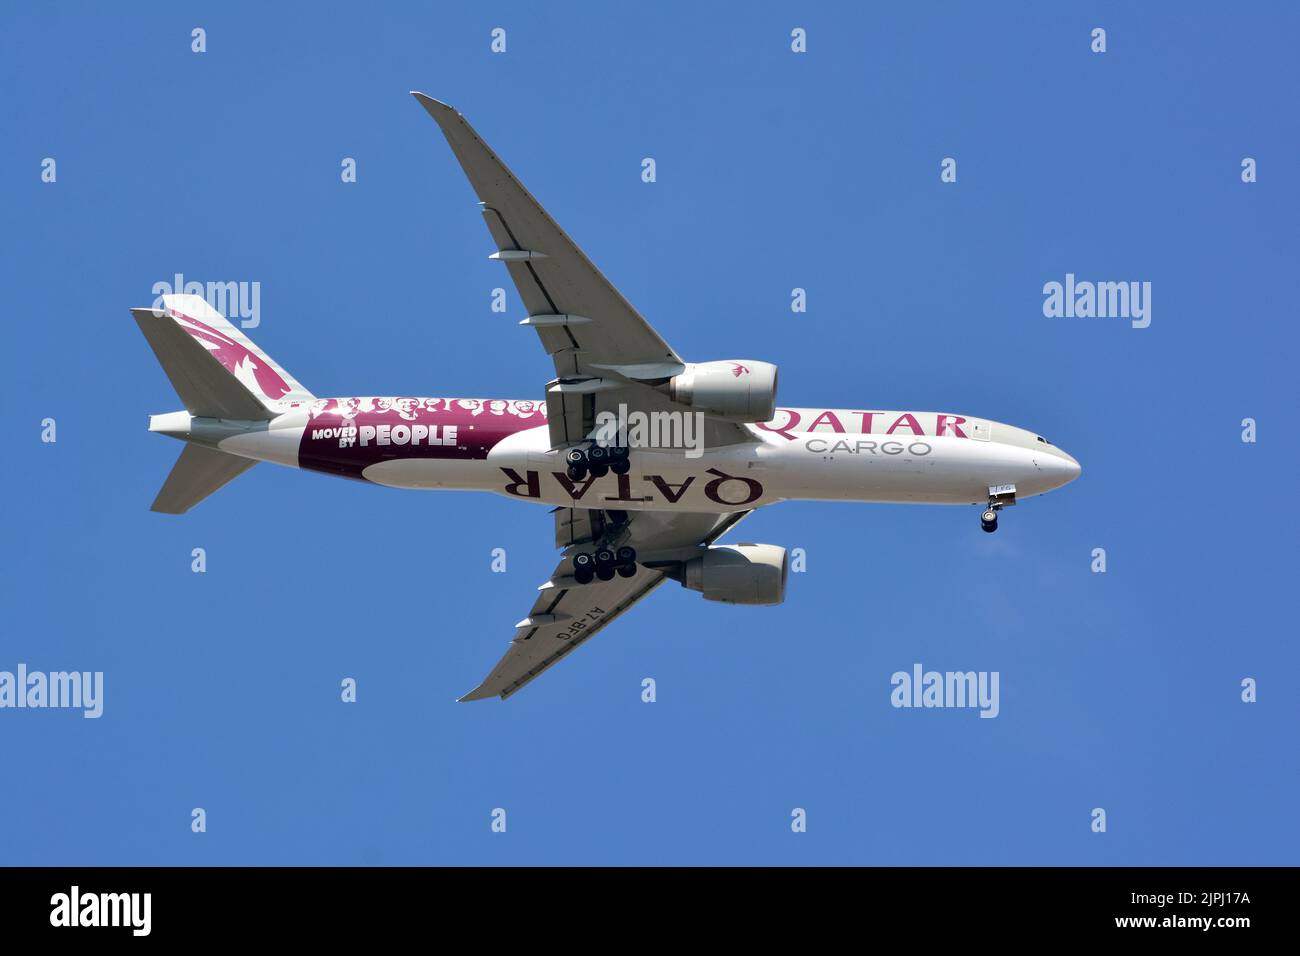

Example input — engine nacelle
[682,544,788,606]
[667,360,778,423]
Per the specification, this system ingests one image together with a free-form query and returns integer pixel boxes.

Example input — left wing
[460,509,750,701]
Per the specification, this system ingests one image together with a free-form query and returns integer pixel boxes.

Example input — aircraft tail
[131,293,313,420]
[150,443,258,514]
[133,293,313,512]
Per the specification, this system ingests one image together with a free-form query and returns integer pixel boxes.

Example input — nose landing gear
[980,483,1016,533]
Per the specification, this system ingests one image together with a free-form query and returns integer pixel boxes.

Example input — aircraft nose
[1055,449,1082,484]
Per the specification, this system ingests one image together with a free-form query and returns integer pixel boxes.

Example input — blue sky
[2,1,1297,865]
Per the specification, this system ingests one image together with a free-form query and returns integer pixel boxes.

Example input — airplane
[131,93,1081,701]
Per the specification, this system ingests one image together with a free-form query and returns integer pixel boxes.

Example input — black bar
[0,866,1281,940]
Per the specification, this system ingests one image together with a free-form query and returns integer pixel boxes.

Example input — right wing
[459,509,751,701]
[412,92,758,452]
[411,92,681,378]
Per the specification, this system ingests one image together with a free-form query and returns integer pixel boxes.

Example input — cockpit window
[1036,436,1052,445]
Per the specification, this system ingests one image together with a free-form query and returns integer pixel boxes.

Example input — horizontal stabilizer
[151,444,257,514]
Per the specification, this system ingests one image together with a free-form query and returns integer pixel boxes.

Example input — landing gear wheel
[980,511,998,533]
[565,447,590,482]
[588,446,609,466]
[610,459,630,475]
[610,546,637,577]
[590,463,609,479]
[572,552,596,584]
[595,548,617,581]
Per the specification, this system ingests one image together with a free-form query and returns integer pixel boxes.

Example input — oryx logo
[50,886,151,936]
[730,362,750,377]
[169,310,290,400]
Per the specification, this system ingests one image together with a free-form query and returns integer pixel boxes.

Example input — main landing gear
[566,443,630,481]
[572,545,638,584]
[980,508,999,533]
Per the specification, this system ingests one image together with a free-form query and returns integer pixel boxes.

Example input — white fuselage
[156,401,1081,513]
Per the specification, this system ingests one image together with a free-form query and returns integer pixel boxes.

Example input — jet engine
[681,544,788,605]
[666,360,778,422]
